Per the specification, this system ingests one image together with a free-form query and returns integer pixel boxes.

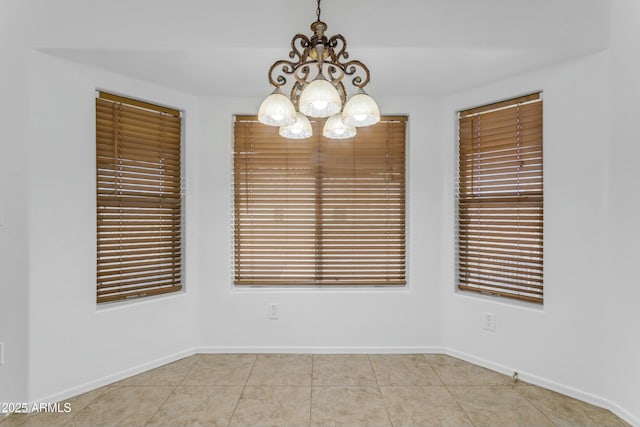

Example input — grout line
[60,383,114,427]
[307,381,312,427]
[142,385,178,427]
[425,355,477,427]
[513,384,559,427]
[176,354,200,386]
[367,354,380,389]
[424,354,447,386]
[309,355,315,427]
[442,384,477,427]
[367,355,395,427]
[225,354,257,427]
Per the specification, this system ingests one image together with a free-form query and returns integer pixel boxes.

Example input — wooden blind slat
[233,116,406,286]
[97,285,183,304]
[96,92,183,303]
[459,93,540,116]
[98,92,181,117]
[457,94,543,304]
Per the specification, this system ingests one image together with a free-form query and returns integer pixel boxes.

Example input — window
[96,92,183,303]
[457,93,543,303]
[233,115,407,286]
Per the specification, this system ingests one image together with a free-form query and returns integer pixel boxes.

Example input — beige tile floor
[0,353,630,427]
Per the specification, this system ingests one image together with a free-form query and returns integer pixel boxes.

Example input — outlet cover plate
[268,303,279,320]
[483,313,496,332]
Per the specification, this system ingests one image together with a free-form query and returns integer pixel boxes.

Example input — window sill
[453,288,545,312]
[95,288,187,312]
[230,284,411,294]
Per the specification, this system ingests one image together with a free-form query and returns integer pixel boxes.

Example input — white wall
[605,0,640,421]
[25,52,200,402]
[441,51,614,404]
[0,1,30,404]
[195,95,444,352]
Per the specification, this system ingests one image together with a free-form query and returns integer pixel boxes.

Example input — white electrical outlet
[267,303,279,320]
[483,313,496,331]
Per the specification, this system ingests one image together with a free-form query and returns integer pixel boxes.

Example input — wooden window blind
[233,115,406,286]
[96,92,183,303]
[457,93,543,303]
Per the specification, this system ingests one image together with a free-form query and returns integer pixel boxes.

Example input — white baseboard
[28,347,197,410]
[196,345,444,354]
[603,403,640,427]
[441,347,639,427]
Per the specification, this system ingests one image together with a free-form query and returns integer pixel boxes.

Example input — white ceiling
[28,0,611,96]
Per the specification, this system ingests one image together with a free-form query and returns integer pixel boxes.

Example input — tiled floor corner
[0,353,631,427]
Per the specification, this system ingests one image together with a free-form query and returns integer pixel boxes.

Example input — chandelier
[257,0,380,139]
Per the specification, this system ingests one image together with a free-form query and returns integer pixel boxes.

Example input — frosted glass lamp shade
[258,91,296,126]
[299,78,342,118]
[279,113,313,139]
[323,113,356,139]
[342,92,380,127]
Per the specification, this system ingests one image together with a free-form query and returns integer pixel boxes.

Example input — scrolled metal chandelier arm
[268,60,295,88]
[266,13,372,105]
[341,60,370,89]
[267,32,312,88]
[327,34,348,63]
[289,33,311,63]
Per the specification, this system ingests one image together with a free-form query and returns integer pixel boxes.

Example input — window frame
[95,91,184,304]
[455,93,544,304]
[232,115,408,288]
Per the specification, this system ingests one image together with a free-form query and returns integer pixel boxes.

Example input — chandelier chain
[316,0,321,21]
